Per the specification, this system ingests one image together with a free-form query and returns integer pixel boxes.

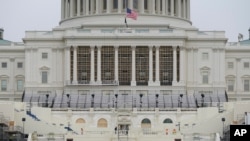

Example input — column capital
[131,45,136,50]
[172,46,178,50]
[97,45,102,49]
[148,45,153,49]
[90,45,95,48]
[155,45,160,49]
[114,45,119,49]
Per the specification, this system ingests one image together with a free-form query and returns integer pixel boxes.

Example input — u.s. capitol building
[0,0,250,141]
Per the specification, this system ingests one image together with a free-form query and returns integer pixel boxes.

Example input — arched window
[141,118,151,128]
[76,118,86,124]
[163,118,173,124]
[97,118,108,128]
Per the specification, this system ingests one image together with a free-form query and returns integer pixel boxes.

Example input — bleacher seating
[22,90,228,109]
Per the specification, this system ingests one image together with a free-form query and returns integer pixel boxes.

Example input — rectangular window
[17,62,23,68]
[244,80,250,92]
[17,80,23,91]
[2,62,7,68]
[202,53,209,60]
[1,80,7,91]
[42,53,48,59]
[227,80,234,92]
[42,72,48,84]
[244,62,249,69]
[202,72,209,84]
[228,62,234,69]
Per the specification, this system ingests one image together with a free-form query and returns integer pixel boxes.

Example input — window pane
[2,62,7,68]
[1,80,7,91]
[228,62,234,69]
[244,80,250,92]
[202,53,208,60]
[42,72,48,83]
[17,80,23,91]
[17,62,23,68]
[227,80,234,92]
[42,53,48,59]
[244,62,249,69]
[202,72,208,84]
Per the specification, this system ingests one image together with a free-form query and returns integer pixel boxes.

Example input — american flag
[126,8,138,20]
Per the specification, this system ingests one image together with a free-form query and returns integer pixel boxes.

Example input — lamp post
[112,97,114,108]
[66,94,70,108]
[221,117,226,139]
[115,94,118,109]
[22,118,26,135]
[201,94,205,107]
[155,94,159,108]
[179,94,183,108]
[139,94,143,110]
[91,94,95,108]
[45,94,49,107]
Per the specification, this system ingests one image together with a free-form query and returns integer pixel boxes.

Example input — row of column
[61,0,190,20]
[65,46,186,86]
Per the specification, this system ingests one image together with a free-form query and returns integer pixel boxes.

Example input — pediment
[39,66,50,70]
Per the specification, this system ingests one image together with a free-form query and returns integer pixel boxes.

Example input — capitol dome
[59,0,192,28]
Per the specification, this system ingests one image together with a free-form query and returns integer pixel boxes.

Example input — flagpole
[125,0,128,28]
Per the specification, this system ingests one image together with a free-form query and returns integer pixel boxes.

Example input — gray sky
[0,0,249,42]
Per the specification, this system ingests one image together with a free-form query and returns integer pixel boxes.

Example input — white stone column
[187,0,190,19]
[77,0,81,16]
[151,0,155,14]
[193,48,198,85]
[85,0,89,15]
[90,46,95,84]
[65,0,69,18]
[90,0,94,14]
[165,0,169,15]
[118,0,122,13]
[64,47,71,85]
[107,0,111,13]
[128,0,133,9]
[172,46,177,84]
[61,0,65,19]
[171,0,174,16]
[219,49,225,85]
[179,47,185,85]
[114,46,119,83]
[131,46,136,86]
[97,46,102,84]
[95,0,99,14]
[73,46,78,84]
[156,0,160,14]
[183,0,186,18]
[148,46,153,85]
[162,0,166,15]
[70,0,74,17]
[155,46,160,86]
[236,58,241,92]
[139,0,144,14]
[177,0,181,18]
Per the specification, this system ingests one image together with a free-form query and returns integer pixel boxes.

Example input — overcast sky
[0,0,249,42]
